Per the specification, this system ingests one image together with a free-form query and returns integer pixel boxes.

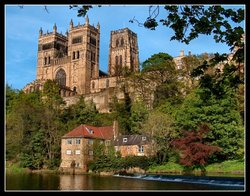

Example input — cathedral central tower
[108,28,139,76]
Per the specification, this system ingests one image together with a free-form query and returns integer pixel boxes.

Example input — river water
[5,173,244,191]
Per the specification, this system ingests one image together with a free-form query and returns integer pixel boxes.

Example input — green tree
[140,5,244,101]
[177,54,203,94]
[6,91,43,167]
[175,89,244,161]
[110,91,132,134]
[41,79,66,168]
[141,52,183,107]
[142,111,178,163]
[42,79,65,109]
[5,84,19,114]
[65,96,99,129]
[129,100,149,134]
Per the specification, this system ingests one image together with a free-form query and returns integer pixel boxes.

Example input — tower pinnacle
[70,19,73,29]
[53,23,57,33]
[85,15,89,26]
[39,27,43,37]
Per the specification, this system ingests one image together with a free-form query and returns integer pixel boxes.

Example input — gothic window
[106,79,109,88]
[116,39,119,47]
[91,52,96,61]
[121,38,124,46]
[73,86,76,92]
[72,51,75,60]
[120,55,122,65]
[77,51,80,59]
[55,68,66,87]
[115,56,118,65]
[48,56,51,64]
[91,63,95,78]
[44,57,47,65]
[72,36,82,44]
[90,37,96,46]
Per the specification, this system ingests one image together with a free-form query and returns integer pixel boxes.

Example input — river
[5,173,244,191]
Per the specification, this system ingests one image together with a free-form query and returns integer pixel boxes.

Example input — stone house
[113,135,151,157]
[59,124,114,173]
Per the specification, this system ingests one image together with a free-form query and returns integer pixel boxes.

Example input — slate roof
[113,135,150,146]
[62,124,113,140]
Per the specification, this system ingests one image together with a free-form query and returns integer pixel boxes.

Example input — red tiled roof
[62,124,114,140]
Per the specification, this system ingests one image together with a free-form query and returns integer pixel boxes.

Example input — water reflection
[58,174,169,190]
[59,175,93,190]
[6,173,244,191]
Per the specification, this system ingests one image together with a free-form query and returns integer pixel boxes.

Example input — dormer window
[123,138,127,142]
[86,127,94,134]
[142,136,146,141]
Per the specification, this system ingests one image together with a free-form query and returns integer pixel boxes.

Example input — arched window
[77,51,80,59]
[73,51,75,60]
[121,38,124,46]
[91,63,95,78]
[115,56,118,66]
[116,39,119,47]
[106,79,109,88]
[55,68,66,87]
[44,57,47,65]
[120,55,122,65]
[48,56,51,64]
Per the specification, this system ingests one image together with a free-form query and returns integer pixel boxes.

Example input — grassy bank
[147,162,184,174]
[147,160,244,175]
[205,160,244,174]
[5,161,30,174]
[6,161,58,174]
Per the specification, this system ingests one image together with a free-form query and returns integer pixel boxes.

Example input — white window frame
[142,136,146,141]
[75,150,81,155]
[76,138,81,145]
[138,145,144,153]
[66,150,72,155]
[123,138,127,142]
[67,139,72,145]
[88,139,94,145]
[76,163,80,168]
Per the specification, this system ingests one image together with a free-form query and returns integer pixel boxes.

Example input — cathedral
[23,16,139,112]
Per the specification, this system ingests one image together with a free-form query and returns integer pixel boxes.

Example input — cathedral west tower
[36,16,100,95]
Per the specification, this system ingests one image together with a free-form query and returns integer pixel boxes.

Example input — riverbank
[147,160,244,176]
[5,161,58,175]
[6,160,244,177]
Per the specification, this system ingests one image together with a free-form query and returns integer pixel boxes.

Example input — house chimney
[113,120,118,140]
[180,50,184,57]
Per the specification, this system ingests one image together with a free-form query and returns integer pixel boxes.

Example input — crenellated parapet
[23,79,46,93]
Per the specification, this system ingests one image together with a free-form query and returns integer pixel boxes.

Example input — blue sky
[5,4,245,90]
